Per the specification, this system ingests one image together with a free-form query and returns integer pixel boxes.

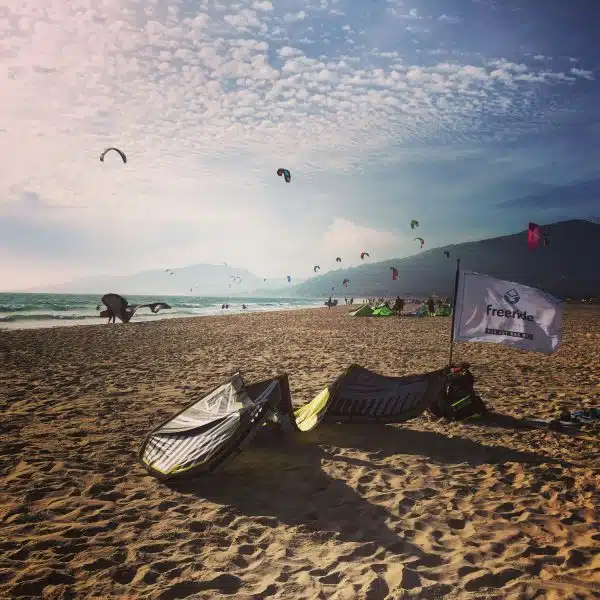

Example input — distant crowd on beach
[332,295,451,316]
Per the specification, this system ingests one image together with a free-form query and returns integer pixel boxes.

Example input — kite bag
[428,362,487,421]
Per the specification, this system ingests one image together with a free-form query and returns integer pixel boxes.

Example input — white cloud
[388,6,422,19]
[570,67,594,80]
[224,9,262,29]
[321,218,399,259]
[0,0,596,288]
[438,14,461,24]
[278,46,304,58]
[283,11,306,23]
[252,1,273,11]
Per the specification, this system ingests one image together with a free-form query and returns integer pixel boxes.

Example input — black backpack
[428,362,487,421]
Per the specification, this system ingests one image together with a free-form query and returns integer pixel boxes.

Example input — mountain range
[29,220,600,299]
[31,264,304,296]
[289,219,600,299]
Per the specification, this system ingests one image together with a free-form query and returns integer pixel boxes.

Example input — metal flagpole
[448,258,461,367]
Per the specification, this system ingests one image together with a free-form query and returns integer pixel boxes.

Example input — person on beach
[392,296,405,315]
[99,307,117,323]
[427,297,436,316]
[99,294,171,324]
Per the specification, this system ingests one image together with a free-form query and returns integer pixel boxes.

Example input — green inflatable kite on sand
[371,306,394,317]
[346,305,374,317]
[346,305,393,317]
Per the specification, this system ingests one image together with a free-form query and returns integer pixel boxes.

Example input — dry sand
[1,305,599,600]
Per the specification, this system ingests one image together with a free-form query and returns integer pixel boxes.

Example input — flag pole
[448,258,461,367]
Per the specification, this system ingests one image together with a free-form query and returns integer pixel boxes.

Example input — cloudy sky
[1,0,599,290]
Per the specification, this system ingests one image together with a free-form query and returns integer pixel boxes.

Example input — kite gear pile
[139,366,445,479]
[428,362,487,421]
[559,407,600,424]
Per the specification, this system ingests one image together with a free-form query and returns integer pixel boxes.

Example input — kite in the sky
[277,168,291,183]
[360,251,370,260]
[335,257,342,263]
[528,222,542,251]
[410,220,419,229]
[390,267,398,281]
[100,147,127,164]
[287,275,291,282]
[414,237,425,249]
[313,265,320,272]
[342,278,351,287]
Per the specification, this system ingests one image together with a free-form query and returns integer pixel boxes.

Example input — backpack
[428,362,487,421]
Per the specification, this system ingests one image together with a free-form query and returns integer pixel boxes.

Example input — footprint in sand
[158,574,242,599]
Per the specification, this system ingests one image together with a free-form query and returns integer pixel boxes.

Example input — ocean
[0,293,326,330]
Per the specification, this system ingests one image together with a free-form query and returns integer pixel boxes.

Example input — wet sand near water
[1,305,599,599]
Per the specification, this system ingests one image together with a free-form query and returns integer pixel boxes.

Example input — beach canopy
[371,306,394,317]
[346,305,394,317]
[139,366,445,480]
[346,305,373,317]
[406,304,430,317]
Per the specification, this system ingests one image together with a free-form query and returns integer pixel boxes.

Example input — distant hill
[286,220,600,299]
[31,264,305,296]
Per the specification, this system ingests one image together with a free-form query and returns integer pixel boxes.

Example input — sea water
[0,293,326,330]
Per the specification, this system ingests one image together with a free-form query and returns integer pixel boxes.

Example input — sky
[1,0,600,290]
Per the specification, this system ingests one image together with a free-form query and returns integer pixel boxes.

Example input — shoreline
[0,300,330,331]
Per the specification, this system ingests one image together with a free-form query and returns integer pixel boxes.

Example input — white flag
[452,270,563,354]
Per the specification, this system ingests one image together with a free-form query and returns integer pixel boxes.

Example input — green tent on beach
[346,305,394,317]
[371,305,394,317]
[346,305,374,317]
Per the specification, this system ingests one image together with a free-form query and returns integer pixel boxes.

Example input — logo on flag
[452,270,563,354]
[503,288,520,305]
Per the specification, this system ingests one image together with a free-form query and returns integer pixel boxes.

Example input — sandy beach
[1,305,599,599]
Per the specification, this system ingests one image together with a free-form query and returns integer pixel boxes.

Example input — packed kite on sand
[139,365,448,479]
